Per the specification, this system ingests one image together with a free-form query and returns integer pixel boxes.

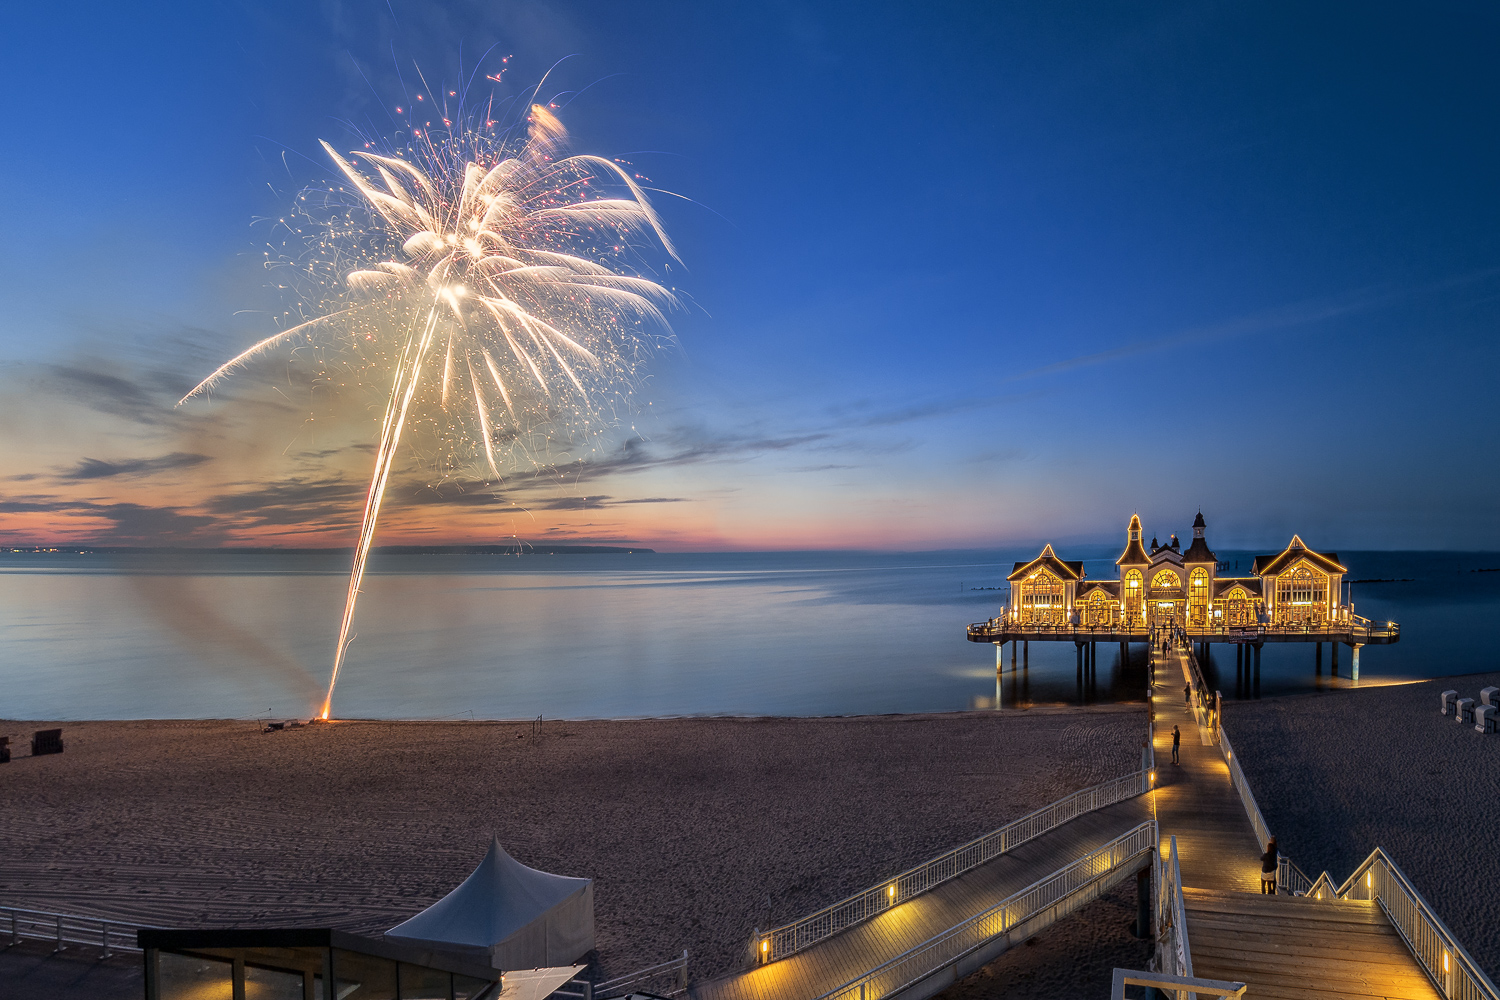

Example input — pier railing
[968,615,1399,643]
[1155,835,1194,996]
[0,903,148,958]
[1199,688,1495,1000]
[1216,727,1271,852]
[1337,851,1500,1000]
[583,950,690,999]
[754,768,1149,963]
[808,821,1157,1000]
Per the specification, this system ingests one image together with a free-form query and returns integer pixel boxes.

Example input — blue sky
[1,1,1497,550]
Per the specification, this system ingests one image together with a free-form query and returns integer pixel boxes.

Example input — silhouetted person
[1261,837,1279,894]
[1184,684,1191,707]
[1171,725,1181,764]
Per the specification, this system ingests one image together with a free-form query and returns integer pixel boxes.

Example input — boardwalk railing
[582,950,690,999]
[1275,856,1315,897]
[755,769,1149,962]
[1,903,147,959]
[808,821,1157,1000]
[1338,851,1500,1000]
[1203,704,1496,1000]
[1216,727,1270,852]
[1154,835,1193,993]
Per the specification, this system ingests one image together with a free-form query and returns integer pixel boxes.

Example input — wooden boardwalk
[1151,645,1443,999]
[1151,647,1264,893]
[691,796,1152,1000]
[1184,888,1442,1000]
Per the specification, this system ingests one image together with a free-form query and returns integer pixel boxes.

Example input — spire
[1183,510,1216,565]
[1116,515,1150,566]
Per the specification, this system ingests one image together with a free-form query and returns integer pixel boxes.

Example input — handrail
[755,768,1149,962]
[1276,856,1315,897]
[1210,724,1492,1000]
[1337,850,1500,1000]
[591,950,689,999]
[1154,835,1193,998]
[1,903,151,959]
[1217,728,1270,852]
[1112,969,1246,1000]
[808,821,1157,1000]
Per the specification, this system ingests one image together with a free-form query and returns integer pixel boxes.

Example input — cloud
[60,452,212,481]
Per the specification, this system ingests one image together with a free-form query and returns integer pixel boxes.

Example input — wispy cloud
[60,452,211,481]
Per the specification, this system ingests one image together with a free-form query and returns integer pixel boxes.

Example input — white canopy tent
[387,837,594,972]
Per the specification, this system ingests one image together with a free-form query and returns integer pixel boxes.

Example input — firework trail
[182,101,679,719]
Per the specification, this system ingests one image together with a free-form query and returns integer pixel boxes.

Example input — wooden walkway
[1151,645,1443,999]
[1151,647,1264,893]
[691,796,1152,1000]
[1184,888,1442,1000]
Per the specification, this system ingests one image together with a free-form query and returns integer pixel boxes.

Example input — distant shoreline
[0,544,653,555]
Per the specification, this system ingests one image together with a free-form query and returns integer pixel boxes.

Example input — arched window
[1086,589,1114,626]
[1151,569,1180,591]
[1224,586,1251,627]
[1276,563,1326,624]
[1189,568,1210,625]
[1021,569,1065,624]
[1123,570,1143,621]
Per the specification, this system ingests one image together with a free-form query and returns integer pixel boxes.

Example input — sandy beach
[1225,670,1500,979]
[0,708,1144,984]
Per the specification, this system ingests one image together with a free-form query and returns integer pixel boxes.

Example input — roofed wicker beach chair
[31,728,63,756]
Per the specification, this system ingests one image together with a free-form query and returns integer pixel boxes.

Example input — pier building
[967,514,1399,686]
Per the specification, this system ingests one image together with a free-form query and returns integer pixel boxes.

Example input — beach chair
[1476,704,1499,735]
[1480,686,1499,707]
[1456,698,1476,725]
[31,729,63,756]
[1440,690,1458,716]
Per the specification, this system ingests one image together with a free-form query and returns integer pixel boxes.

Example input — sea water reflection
[1,549,1495,720]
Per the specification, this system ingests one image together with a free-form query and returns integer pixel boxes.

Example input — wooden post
[1331,642,1339,677]
[1023,640,1028,670]
[1076,642,1084,686]
[1253,643,1262,698]
[1352,643,1362,683]
[1315,642,1322,675]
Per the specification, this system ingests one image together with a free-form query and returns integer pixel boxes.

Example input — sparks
[182,101,679,720]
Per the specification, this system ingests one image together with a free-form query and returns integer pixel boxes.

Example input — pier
[966,514,1399,689]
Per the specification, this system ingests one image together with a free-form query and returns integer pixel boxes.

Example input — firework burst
[182,100,680,719]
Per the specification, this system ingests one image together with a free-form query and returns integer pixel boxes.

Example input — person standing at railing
[1261,837,1279,894]
[1172,725,1181,764]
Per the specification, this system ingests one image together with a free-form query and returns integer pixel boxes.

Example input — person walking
[1260,837,1279,894]
[1184,684,1191,707]
[1171,724,1181,764]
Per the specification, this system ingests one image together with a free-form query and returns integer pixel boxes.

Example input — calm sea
[2,549,1496,720]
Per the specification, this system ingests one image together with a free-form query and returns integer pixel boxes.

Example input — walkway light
[761,939,770,960]
[1443,951,1450,973]
[1366,871,1372,889]
[887,885,896,902]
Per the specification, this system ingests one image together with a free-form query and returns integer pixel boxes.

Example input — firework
[183,101,679,719]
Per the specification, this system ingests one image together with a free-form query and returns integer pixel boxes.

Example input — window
[1276,565,1325,606]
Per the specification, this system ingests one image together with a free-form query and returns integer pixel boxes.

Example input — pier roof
[1007,544,1084,582]
[1252,535,1346,576]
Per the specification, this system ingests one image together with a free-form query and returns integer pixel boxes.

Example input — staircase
[1183,888,1442,1000]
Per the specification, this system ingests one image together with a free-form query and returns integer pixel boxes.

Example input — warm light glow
[1444,952,1450,972]
[1366,871,1372,889]
[887,885,895,900]
[761,939,769,955]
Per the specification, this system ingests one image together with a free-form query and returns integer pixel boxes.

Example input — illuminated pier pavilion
[967,514,1400,688]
